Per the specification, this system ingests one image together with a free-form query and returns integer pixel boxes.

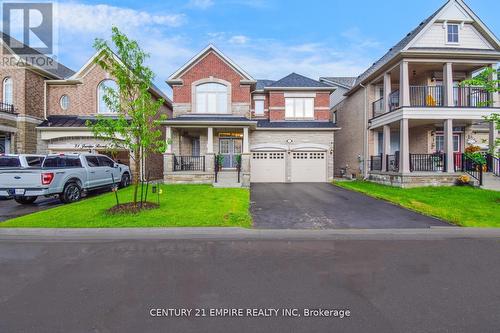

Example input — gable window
[3,77,13,105]
[447,24,459,43]
[98,79,118,114]
[254,100,264,115]
[285,98,314,119]
[60,95,69,110]
[195,82,228,114]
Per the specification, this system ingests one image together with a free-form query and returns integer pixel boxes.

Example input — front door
[219,138,242,168]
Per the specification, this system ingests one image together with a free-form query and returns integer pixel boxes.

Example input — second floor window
[285,98,314,119]
[195,82,228,113]
[254,100,264,115]
[3,77,13,105]
[98,79,118,114]
[447,24,459,43]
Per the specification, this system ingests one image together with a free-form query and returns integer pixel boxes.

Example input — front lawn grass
[334,181,500,227]
[0,184,251,228]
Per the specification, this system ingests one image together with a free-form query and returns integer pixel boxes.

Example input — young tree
[89,27,167,206]
[461,67,499,155]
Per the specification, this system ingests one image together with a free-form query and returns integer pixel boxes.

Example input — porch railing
[372,97,384,117]
[462,154,483,185]
[453,87,491,108]
[409,86,444,107]
[491,155,500,177]
[369,154,383,171]
[173,155,205,172]
[0,102,15,114]
[389,90,400,111]
[409,153,446,172]
[386,152,399,172]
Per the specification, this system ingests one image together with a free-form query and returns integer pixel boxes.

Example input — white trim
[191,78,232,114]
[2,77,13,105]
[250,143,288,151]
[167,44,255,82]
[284,92,316,98]
[291,143,329,151]
[0,125,17,133]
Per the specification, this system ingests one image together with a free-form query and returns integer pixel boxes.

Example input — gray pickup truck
[0,153,131,204]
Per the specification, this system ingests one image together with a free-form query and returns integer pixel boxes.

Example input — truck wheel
[59,182,82,204]
[120,173,130,188]
[14,196,38,205]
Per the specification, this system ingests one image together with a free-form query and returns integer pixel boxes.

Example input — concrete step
[213,171,242,188]
[481,172,500,191]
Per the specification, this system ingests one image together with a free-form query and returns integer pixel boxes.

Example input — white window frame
[2,77,13,105]
[254,100,264,116]
[97,79,118,114]
[60,95,69,110]
[194,82,229,114]
[285,97,314,119]
[446,24,460,44]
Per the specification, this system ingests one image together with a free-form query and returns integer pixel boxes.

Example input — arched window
[97,79,118,114]
[195,82,228,114]
[60,95,69,110]
[3,77,13,105]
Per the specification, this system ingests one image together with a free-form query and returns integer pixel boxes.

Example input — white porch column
[444,119,454,173]
[399,119,410,173]
[381,125,391,171]
[399,61,410,107]
[165,126,172,154]
[207,127,214,154]
[489,121,498,153]
[490,64,499,107]
[443,62,454,107]
[243,127,249,153]
[383,72,392,113]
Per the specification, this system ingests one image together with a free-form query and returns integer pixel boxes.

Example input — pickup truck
[0,153,131,204]
[0,154,45,168]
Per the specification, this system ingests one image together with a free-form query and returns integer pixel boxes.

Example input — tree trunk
[132,149,141,205]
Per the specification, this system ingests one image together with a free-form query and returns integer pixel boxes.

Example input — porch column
[399,119,410,173]
[243,127,249,153]
[165,126,172,154]
[444,119,454,173]
[399,61,410,107]
[489,121,498,153]
[490,64,499,107]
[207,127,214,154]
[383,72,392,112]
[163,127,174,174]
[443,62,454,107]
[381,125,391,171]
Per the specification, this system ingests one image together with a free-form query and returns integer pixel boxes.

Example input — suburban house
[163,45,337,186]
[319,76,356,121]
[332,0,500,187]
[0,36,172,179]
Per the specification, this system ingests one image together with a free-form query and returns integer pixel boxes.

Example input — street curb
[0,227,500,240]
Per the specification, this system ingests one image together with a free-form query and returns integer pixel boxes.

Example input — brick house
[331,0,500,187]
[163,45,337,186]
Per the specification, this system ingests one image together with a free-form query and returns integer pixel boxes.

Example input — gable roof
[348,0,500,95]
[167,44,256,84]
[319,77,356,89]
[1,33,75,79]
[265,73,334,90]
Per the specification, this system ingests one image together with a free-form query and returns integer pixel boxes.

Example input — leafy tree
[88,27,167,206]
[461,67,499,155]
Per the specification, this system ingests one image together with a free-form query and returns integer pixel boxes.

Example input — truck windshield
[43,156,82,168]
[0,157,21,167]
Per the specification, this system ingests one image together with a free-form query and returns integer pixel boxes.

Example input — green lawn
[334,181,500,227]
[0,184,252,228]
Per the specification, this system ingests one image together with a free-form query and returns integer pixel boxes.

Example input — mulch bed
[107,202,159,214]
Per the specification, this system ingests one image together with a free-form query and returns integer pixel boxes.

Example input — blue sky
[49,0,499,96]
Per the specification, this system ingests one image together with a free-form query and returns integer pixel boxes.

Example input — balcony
[0,102,15,114]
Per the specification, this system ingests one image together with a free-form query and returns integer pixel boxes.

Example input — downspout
[360,83,368,179]
[43,80,47,119]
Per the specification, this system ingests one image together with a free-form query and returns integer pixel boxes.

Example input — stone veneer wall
[368,172,459,188]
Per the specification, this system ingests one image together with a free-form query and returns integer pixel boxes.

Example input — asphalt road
[0,197,61,222]
[251,183,449,229]
[1,231,499,332]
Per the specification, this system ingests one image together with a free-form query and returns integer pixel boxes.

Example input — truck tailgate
[0,170,42,188]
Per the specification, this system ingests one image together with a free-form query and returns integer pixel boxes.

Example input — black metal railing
[214,154,221,183]
[372,97,384,117]
[462,154,483,185]
[454,87,491,108]
[0,102,15,114]
[409,153,446,172]
[173,155,205,171]
[389,90,400,111]
[409,86,444,107]
[386,152,399,172]
[369,154,383,171]
[491,155,500,177]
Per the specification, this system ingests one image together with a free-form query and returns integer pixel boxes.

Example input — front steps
[213,171,242,188]
[481,172,500,191]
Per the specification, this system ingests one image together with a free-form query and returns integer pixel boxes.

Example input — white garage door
[251,152,286,183]
[290,151,327,183]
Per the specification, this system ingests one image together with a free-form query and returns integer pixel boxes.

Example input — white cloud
[187,0,215,10]
[228,35,248,44]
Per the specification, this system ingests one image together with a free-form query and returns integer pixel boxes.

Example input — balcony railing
[0,102,15,114]
[372,97,384,117]
[389,90,400,112]
[173,155,205,172]
[409,153,446,172]
[409,86,444,107]
[453,87,491,108]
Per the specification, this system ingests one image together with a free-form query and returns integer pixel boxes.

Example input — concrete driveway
[0,197,61,222]
[251,183,450,229]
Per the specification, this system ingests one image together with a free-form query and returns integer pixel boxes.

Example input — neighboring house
[333,0,500,187]
[319,76,356,113]
[163,45,337,186]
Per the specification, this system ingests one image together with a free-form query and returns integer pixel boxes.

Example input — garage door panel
[291,151,327,183]
[251,152,286,183]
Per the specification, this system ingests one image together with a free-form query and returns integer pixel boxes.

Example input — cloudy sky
[13,0,500,96]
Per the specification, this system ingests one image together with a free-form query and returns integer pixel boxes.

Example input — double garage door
[251,151,327,183]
